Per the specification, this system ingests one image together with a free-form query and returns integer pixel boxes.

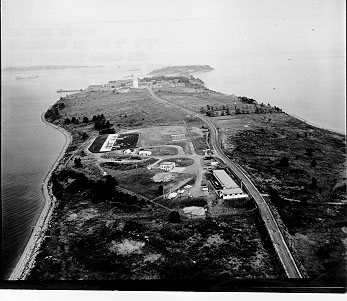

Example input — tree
[268,187,283,206]
[168,211,181,223]
[64,118,71,125]
[306,148,314,156]
[310,177,318,189]
[158,185,164,195]
[81,132,88,140]
[105,120,111,128]
[279,157,289,167]
[311,160,317,168]
[74,157,82,168]
[58,103,65,109]
[82,116,89,123]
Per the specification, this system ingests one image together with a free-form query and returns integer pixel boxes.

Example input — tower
[132,74,138,88]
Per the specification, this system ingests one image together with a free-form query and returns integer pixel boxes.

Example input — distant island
[3,65,106,72]
[148,65,214,76]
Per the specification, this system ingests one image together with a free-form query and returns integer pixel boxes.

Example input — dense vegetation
[28,168,284,280]
[223,113,346,283]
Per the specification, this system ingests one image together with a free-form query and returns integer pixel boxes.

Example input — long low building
[219,188,248,200]
[213,169,249,200]
[213,169,239,189]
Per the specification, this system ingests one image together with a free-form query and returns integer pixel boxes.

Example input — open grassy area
[58,89,186,130]
[154,86,241,113]
[219,113,346,282]
[143,146,178,156]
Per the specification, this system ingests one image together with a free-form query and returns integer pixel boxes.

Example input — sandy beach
[8,114,72,280]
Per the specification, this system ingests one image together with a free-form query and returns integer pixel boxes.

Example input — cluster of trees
[64,114,113,132]
[52,169,145,207]
[92,114,112,130]
[45,102,65,121]
[238,96,257,105]
[64,116,80,124]
[200,104,232,117]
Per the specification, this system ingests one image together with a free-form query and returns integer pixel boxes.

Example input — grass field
[143,146,178,156]
[154,86,241,113]
[59,89,186,130]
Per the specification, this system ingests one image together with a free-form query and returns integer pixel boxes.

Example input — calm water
[1,66,136,279]
[1,57,345,279]
[197,55,346,133]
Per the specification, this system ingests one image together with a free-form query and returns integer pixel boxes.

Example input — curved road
[148,86,303,278]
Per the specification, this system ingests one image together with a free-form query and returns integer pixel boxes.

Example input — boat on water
[15,74,39,80]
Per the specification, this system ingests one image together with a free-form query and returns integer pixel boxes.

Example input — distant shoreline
[8,74,344,280]
[8,113,72,280]
[3,65,106,72]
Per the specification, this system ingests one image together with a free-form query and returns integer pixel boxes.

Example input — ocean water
[1,57,345,279]
[1,66,137,279]
[196,55,346,133]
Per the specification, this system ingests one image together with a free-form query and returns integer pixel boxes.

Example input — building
[123,149,132,154]
[213,169,239,189]
[219,188,248,200]
[176,83,185,87]
[87,84,103,92]
[160,162,176,171]
[132,74,138,88]
[139,150,152,157]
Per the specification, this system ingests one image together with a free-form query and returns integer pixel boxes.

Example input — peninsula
[148,64,214,76]
[10,67,346,288]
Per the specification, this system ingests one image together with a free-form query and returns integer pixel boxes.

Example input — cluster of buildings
[86,75,187,93]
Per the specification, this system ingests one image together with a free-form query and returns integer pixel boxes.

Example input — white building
[139,150,152,157]
[219,188,248,200]
[132,74,138,88]
[123,149,132,154]
[160,162,176,171]
[213,169,239,189]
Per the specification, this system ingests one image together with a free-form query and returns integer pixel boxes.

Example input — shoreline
[8,113,72,280]
[288,113,345,136]
[6,82,344,280]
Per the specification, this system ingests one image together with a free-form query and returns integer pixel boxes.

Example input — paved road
[148,86,303,278]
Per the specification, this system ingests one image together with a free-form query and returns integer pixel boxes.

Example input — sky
[1,0,345,67]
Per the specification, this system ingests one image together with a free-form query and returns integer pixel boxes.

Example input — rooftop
[213,169,239,189]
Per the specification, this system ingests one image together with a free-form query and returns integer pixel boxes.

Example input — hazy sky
[1,0,345,67]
